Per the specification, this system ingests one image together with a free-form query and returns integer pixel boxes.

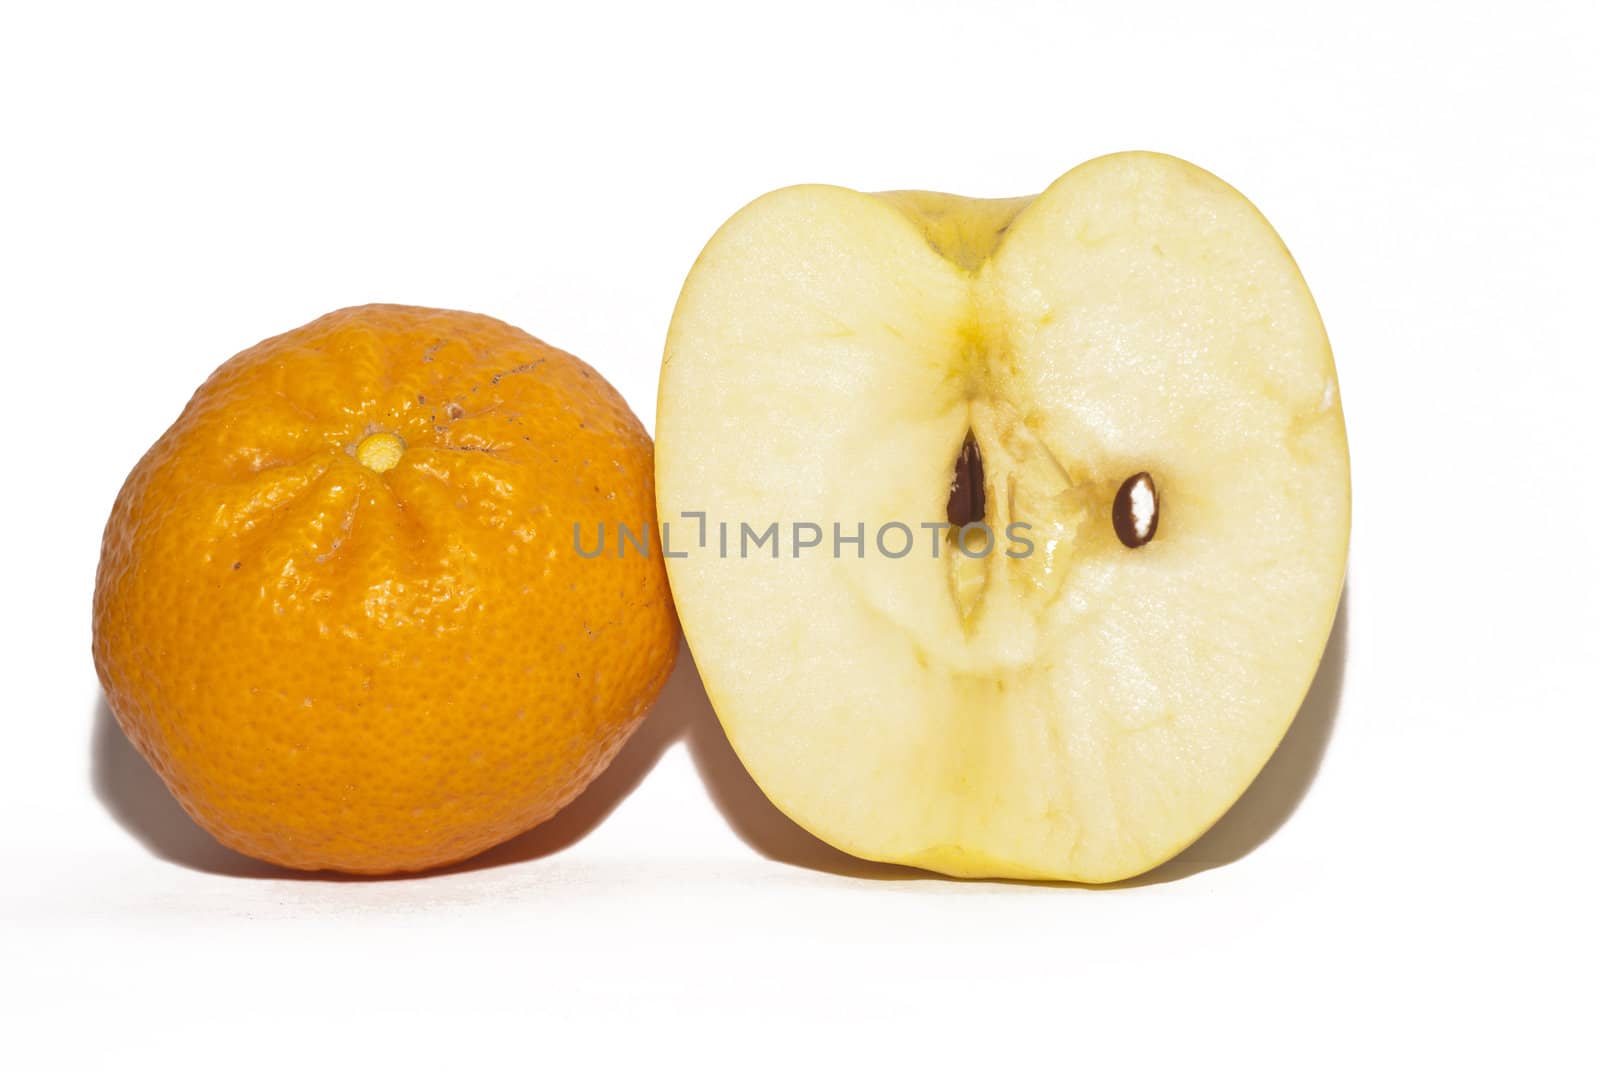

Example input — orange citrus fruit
[93,304,678,874]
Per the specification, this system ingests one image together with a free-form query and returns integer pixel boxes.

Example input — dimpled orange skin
[93,305,678,874]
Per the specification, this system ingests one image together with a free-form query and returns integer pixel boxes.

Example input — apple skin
[658,153,1349,882]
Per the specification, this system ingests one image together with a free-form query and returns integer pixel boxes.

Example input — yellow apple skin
[659,152,1349,882]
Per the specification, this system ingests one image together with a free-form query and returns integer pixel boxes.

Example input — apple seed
[1113,472,1158,548]
[947,431,986,527]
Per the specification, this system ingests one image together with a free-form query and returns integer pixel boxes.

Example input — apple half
[657,152,1349,882]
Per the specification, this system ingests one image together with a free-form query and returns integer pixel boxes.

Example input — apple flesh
[657,152,1349,882]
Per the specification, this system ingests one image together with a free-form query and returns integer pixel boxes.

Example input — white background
[3,1,1596,1065]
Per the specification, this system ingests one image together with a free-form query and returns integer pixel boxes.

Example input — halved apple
[657,152,1349,882]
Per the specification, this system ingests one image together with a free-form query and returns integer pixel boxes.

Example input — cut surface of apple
[657,152,1349,882]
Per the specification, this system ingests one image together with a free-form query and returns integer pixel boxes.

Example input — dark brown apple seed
[1113,472,1159,548]
[947,431,986,527]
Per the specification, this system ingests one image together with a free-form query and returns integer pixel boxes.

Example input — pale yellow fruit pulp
[658,152,1350,882]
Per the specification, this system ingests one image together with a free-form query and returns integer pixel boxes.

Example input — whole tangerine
[93,304,677,874]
